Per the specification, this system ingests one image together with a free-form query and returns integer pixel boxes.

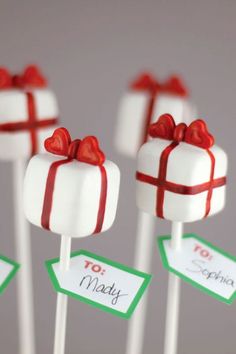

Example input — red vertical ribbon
[204,150,215,217]
[152,144,216,218]
[93,165,108,234]
[41,158,72,230]
[41,160,108,233]
[26,92,38,156]
[156,142,179,218]
[0,90,58,154]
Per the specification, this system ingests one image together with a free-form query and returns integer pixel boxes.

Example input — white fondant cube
[0,89,59,160]
[115,92,196,158]
[24,154,120,238]
[136,139,227,222]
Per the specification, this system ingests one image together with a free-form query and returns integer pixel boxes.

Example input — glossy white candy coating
[0,89,58,160]
[24,154,120,237]
[136,139,227,222]
[115,92,196,158]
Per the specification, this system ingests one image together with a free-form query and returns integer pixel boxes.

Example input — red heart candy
[44,127,71,156]
[162,75,188,96]
[173,123,187,142]
[68,139,81,159]
[184,120,214,149]
[130,72,157,92]
[22,65,47,87]
[149,114,176,140]
[0,68,12,89]
[77,136,105,166]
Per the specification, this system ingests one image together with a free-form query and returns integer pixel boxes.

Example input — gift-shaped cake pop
[115,73,196,157]
[24,128,120,237]
[0,65,59,160]
[136,114,227,222]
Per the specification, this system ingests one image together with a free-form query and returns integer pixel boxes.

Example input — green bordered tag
[158,234,236,304]
[45,249,152,319]
[0,254,20,294]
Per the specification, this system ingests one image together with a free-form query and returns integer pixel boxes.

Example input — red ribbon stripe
[156,142,179,218]
[136,143,226,218]
[136,171,226,195]
[41,158,73,230]
[93,165,108,234]
[41,159,108,234]
[131,74,188,145]
[0,91,58,156]
[0,66,58,156]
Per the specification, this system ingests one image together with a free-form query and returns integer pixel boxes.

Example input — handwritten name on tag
[0,254,19,294]
[46,250,151,318]
[158,234,236,304]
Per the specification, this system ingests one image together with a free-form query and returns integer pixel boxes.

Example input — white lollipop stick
[23,129,120,354]
[126,211,155,354]
[53,235,71,354]
[163,221,183,354]
[135,114,227,354]
[13,159,36,354]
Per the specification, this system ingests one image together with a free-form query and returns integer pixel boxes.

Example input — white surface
[152,95,189,125]
[52,251,146,313]
[126,211,155,354]
[115,91,196,158]
[162,235,236,300]
[115,92,147,157]
[0,88,58,160]
[164,222,183,354]
[136,139,227,222]
[13,159,36,354]
[24,154,120,237]
[54,235,71,354]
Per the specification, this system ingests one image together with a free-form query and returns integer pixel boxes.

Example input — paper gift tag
[45,249,152,319]
[0,254,20,294]
[158,234,236,304]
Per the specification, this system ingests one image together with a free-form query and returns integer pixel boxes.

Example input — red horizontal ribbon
[0,118,58,132]
[0,66,58,156]
[0,118,58,133]
[136,143,226,219]
[0,91,58,156]
[136,172,226,195]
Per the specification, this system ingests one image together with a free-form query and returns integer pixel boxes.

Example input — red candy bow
[44,127,106,166]
[149,114,214,149]
[130,72,188,96]
[0,65,47,89]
